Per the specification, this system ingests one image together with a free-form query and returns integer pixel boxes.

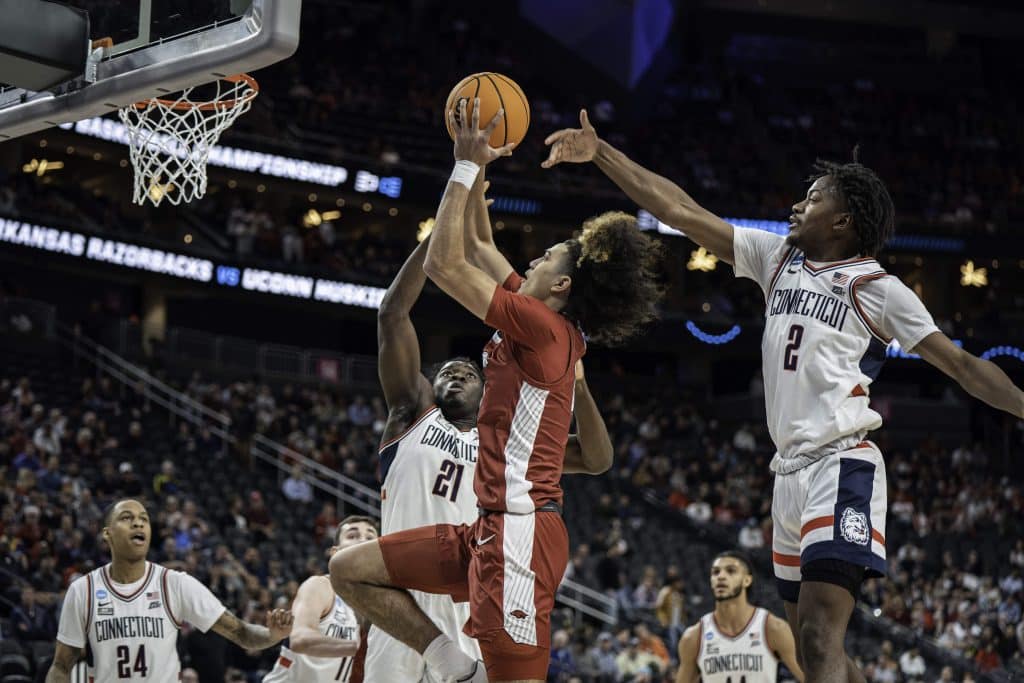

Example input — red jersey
[476,272,586,513]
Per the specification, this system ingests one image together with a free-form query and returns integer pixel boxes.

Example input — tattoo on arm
[211,611,276,650]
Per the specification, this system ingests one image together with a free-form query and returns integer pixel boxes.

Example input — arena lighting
[22,158,63,176]
[980,346,1024,362]
[960,260,988,287]
[417,217,435,242]
[687,246,718,272]
[686,321,741,344]
[0,217,386,309]
[637,211,966,253]
[61,117,403,197]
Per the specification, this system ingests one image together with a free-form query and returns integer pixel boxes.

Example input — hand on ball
[450,98,516,167]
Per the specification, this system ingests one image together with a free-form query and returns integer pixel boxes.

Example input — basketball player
[329,100,662,683]
[676,551,803,683]
[541,110,1024,683]
[46,499,293,683]
[263,516,378,683]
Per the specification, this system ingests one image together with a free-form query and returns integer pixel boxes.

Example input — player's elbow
[286,631,312,654]
[584,446,614,475]
[423,260,461,291]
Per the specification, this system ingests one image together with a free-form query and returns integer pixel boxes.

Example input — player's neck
[714,599,756,635]
[108,558,148,583]
[447,415,477,431]
[803,243,860,263]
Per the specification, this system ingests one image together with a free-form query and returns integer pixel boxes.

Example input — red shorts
[379,510,568,681]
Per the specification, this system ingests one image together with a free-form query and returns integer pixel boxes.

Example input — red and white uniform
[379,272,584,681]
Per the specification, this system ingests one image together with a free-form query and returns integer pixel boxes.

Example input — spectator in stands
[548,629,577,681]
[282,464,313,504]
[634,622,670,671]
[10,584,56,640]
[312,502,338,545]
[117,461,144,497]
[899,646,926,679]
[38,455,63,493]
[631,565,660,612]
[655,567,687,647]
[153,459,180,496]
[246,490,275,541]
[579,631,620,682]
[616,636,663,680]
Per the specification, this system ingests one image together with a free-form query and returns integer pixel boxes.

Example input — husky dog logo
[840,507,870,545]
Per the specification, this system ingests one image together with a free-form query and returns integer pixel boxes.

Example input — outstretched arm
[378,238,434,415]
[563,361,614,475]
[914,332,1024,419]
[424,99,515,320]
[464,171,515,283]
[288,577,360,658]
[210,608,293,651]
[543,109,736,264]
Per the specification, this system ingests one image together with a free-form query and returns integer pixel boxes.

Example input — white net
[118,75,258,207]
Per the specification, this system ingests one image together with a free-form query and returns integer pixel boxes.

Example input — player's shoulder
[679,618,705,651]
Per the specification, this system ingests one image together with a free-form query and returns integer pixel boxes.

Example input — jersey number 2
[783,324,804,371]
[432,459,465,502]
[116,645,147,678]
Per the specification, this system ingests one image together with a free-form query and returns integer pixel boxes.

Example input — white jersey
[368,406,481,682]
[697,607,778,683]
[57,562,225,683]
[378,406,480,533]
[263,593,361,683]
[733,228,939,472]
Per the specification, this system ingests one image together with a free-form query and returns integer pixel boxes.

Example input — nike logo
[475,534,496,546]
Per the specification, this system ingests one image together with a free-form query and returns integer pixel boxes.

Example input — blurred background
[1,1,1023,681]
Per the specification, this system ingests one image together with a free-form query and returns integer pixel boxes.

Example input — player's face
[432,360,484,415]
[710,557,751,603]
[786,175,851,253]
[331,521,378,553]
[521,241,573,300]
[103,500,151,561]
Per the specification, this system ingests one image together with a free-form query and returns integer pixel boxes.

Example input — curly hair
[561,211,663,346]
[809,150,895,257]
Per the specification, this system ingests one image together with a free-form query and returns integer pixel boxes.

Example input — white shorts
[771,440,887,602]
[363,590,480,682]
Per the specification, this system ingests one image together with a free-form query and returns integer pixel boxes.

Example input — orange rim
[133,73,259,112]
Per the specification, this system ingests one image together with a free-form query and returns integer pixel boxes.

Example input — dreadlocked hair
[809,149,895,257]
[562,211,663,346]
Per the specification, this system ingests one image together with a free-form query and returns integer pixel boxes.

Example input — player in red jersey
[329,99,663,683]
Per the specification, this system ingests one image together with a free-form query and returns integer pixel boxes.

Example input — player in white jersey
[46,499,292,683]
[264,516,378,683]
[543,113,1024,683]
[677,551,802,683]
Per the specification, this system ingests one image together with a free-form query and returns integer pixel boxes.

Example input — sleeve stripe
[849,272,892,344]
[161,568,182,629]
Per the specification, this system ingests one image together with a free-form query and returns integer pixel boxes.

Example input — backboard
[0,0,300,140]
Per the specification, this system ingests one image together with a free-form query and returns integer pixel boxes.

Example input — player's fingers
[540,144,561,168]
[485,198,494,207]
[471,97,480,129]
[495,142,515,157]
[459,98,468,131]
[483,180,490,192]
[580,108,594,131]
[484,108,505,137]
[544,129,570,146]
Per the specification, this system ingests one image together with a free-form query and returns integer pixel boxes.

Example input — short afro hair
[714,549,756,598]
[562,211,663,346]
[809,150,895,257]
[425,357,482,384]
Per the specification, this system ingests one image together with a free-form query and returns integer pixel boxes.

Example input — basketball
[445,72,530,148]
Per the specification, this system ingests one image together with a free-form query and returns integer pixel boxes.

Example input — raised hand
[542,109,599,168]
[450,98,515,167]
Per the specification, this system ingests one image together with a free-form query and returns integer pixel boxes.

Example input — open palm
[542,109,599,168]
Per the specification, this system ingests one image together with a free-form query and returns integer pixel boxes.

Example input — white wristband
[449,160,480,189]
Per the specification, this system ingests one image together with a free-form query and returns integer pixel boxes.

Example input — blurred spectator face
[181,669,198,683]
[20,585,35,607]
[710,556,751,602]
[103,500,151,561]
[552,629,569,649]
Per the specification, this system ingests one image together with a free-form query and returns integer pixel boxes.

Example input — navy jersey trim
[101,562,154,602]
[848,272,892,344]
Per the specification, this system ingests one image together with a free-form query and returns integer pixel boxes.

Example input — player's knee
[797,616,834,665]
[328,546,361,596]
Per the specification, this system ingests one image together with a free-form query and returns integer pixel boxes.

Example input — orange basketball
[445,72,530,148]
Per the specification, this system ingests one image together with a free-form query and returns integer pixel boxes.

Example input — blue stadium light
[981,346,1024,362]
[686,321,741,345]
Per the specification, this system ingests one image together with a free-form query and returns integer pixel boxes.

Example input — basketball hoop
[118,74,259,206]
